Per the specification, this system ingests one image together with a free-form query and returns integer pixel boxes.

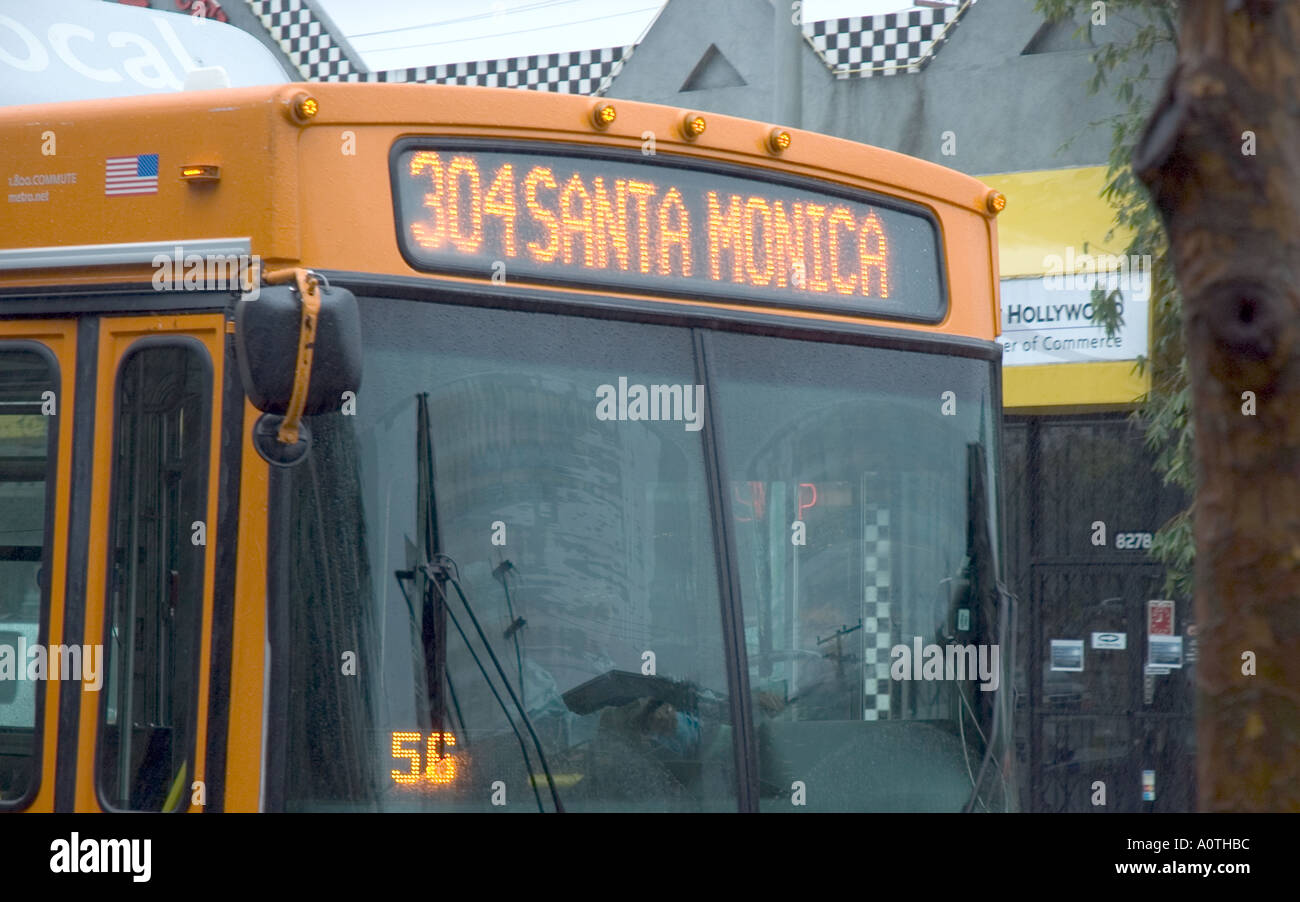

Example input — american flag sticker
[105,153,159,196]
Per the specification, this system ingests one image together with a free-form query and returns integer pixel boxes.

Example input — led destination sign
[393,144,945,320]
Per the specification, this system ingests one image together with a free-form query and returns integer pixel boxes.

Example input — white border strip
[0,238,253,271]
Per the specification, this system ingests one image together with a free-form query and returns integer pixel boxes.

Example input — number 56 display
[391,731,458,785]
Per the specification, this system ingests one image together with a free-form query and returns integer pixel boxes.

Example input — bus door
[0,320,76,813]
[72,314,226,812]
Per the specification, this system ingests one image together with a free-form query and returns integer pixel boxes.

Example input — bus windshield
[273,294,1005,812]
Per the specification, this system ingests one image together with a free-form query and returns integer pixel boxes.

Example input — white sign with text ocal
[998,277,1149,367]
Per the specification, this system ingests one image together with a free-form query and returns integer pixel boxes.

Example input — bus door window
[0,346,59,806]
[95,342,211,811]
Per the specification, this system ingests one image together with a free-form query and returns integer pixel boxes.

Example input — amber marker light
[180,164,220,183]
[681,112,707,140]
[286,92,319,124]
[986,190,1007,215]
[591,102,617,129]
[767,127,792,154]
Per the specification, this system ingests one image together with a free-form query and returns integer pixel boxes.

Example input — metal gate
[1003,414,1194,812]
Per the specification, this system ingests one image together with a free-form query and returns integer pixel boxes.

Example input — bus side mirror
[234,282,362,416]
[235,281,361,466]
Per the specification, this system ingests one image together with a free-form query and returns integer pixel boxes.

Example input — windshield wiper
[397,392,563,812]
[432,557,563,812]
[493,559,527,709]
[398,564,544,811]
[961,438,1011,813]
[394,549,469,749]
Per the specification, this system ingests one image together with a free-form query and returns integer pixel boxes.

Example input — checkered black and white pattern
[804,1,975,78]
[861,505,892,720]
[246,0,356,80]
[365,47,633,95]
[245,0,973,90]
[244,0,631,93]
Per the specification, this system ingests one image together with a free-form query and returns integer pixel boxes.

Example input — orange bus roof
[0,83,1000,340]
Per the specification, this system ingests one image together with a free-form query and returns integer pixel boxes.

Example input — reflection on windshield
[282,299,736,812]
[710,332,1008,811]
[276,297,1008,812]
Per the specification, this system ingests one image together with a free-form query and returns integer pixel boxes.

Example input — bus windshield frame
[264,277,1009,814]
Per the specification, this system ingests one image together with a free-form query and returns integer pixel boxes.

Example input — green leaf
[1033,0,1192,595]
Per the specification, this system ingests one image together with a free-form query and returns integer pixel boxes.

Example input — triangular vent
[1022,17,1092,54]
[680,44,746,92]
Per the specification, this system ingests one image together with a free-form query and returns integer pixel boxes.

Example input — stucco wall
[609,0,1175,175]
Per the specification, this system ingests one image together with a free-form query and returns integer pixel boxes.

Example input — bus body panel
[0,319,77,812]
[72,314,225,812]
[1,84,998,340]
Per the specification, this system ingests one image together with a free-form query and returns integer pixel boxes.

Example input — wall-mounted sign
[1146,662,1170,678]
[1050,639,1084,672]
[393,142,946,321]
[1149,635,1183,669]
[1091,631,1126,650]
[999,277,1149,367]
[1147,599,1174,637]
[1142,769,1156,801]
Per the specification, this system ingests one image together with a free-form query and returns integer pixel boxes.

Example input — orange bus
[0,16,1011,813]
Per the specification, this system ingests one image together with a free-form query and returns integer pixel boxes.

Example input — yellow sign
[980,166,1152,410]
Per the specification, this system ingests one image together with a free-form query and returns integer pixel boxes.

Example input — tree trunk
[1134,0,1300,811]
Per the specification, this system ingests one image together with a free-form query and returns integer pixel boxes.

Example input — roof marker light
[591,102,617,129]
[286,92,318,124]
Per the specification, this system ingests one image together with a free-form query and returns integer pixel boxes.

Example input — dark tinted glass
[97,343,210,811]
[0,347,58,806]
[709,332,1009,811]
[281,299,737,812]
